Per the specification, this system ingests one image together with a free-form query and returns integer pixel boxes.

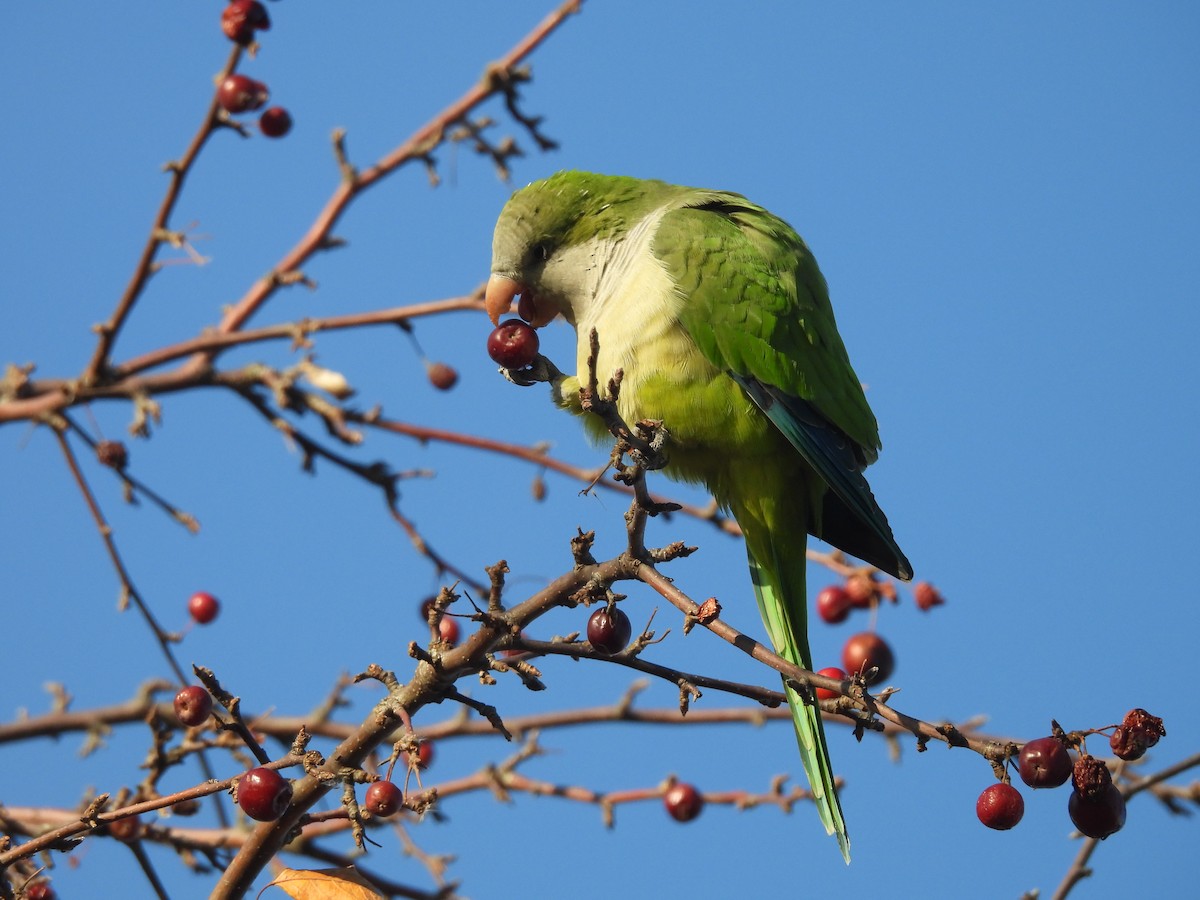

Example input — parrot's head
[486,170,662,328]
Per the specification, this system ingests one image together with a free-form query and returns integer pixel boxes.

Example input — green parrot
[486,171,910,861]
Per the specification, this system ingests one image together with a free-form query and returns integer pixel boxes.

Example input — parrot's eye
[529,242,550,263]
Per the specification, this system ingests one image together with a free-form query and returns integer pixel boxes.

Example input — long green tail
[747,535,849,863]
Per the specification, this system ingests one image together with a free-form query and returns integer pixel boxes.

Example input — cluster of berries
[977,710,1165,838]
[217,2,292,138]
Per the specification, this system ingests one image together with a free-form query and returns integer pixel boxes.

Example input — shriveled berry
[1068,782,1126,839]
[976,783,1024,830]
[664,782,704,822]
[438,616,460,647]
[174,685,214,728]
[1018,736,1073,789]
[841,632,894,685]
[25,882,55,900]
[487,319,539,369]
[913,581,945,611]
[845,574,877,609]
[587,606,632,654]
[815,585,851,624]
[188,591,220,624]
[1109,708,1165,761]
[96,440,128,470]
[1072,756,1112,800]
[107,813,142,843]
[419,595,437,620]
[426,361,458,390]
[237,767,292,821]
[259,107,292,139]
[364,781,403,818]
[221,1,270,45]
[217,74,269,113]
[814,666,847,702]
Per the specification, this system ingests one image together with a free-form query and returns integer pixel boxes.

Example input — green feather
[748,537,850,862]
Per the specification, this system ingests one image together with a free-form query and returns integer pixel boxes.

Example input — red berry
[221,1,270,45]
[1068,782,1126,839]
[587,606,632,654]
[913,581,945,611]
[174,685,214,728]
[237,767,292,821]
[405,740,434,770]
[258,107,293,139]
[841,632,894,685]
[1018,736,1073,789]
[217,74,269,113]
[26,883,55,900]
[664,782,704,822]
[1109,708,1165,761]
[426,361,458,390]
[364,781,403,818]
[486,319,540,369]
[814,666,847,702]
[107,813,142,842]
[438,616,460,647]
[976,783,1024,830]
[815,585,851,624]
[188,591,220,624]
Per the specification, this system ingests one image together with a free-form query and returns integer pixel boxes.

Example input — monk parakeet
[485,171,910,861]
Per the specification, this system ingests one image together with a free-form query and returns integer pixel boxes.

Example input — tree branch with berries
[0,4,1195,900]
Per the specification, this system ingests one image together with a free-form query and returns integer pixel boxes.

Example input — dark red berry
[96,440,128,470]
[364,781,403,818]
[426,361,458,390]
[221,1,270,45]
[1109,708,1165,761]
[1018,736,1073,789]
[587,606,632,654]
[26,883,55,900]
[976,783,1024,830]
[913,581,946,611]
[174,685,214,728]
[841,632,894,685]
[237,767,292,821]
[815,585,851,624]
[405,740,434,770]
[664,782,704,822]
[188,591,220,624]
[1068,782,1126,839]
[486,319,540,369]
[217,74,269,113]
[814,666,847,702]
[258,107,292,138]
[438,616,460,647]
[107,813,142,843]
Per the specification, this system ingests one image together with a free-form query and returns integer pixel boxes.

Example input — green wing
[653,193,911,579]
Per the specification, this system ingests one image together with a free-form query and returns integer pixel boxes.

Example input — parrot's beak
[485,274,521,324]
[485,273,559,328]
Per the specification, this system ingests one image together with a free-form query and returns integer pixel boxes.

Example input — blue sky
[2,2,1197,897]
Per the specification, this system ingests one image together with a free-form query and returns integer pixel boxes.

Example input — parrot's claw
[500,353,562,387]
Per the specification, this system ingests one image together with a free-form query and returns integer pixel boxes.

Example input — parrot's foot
[500,353,563,387]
